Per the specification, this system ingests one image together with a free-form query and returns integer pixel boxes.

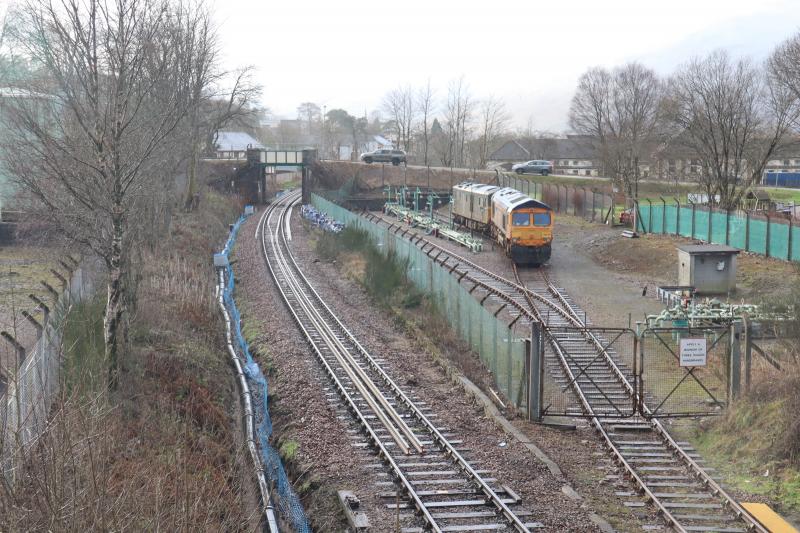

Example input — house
[214,131,266,159]
[743,189,773,211]
[336,135,393,161]
[488,135,602,176]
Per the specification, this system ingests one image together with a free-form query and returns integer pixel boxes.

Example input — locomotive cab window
[533,213,551,226]
[512,213,530,226]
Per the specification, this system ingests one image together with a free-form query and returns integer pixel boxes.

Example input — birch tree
[1,0,212,385]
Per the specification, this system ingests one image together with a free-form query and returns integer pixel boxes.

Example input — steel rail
[264,194,531,533]
[264,194,420,455]
[258,194,441,529]
[364,209,766,533]
[535,272,766,532]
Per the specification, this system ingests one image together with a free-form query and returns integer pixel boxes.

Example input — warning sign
[679,338,707,367]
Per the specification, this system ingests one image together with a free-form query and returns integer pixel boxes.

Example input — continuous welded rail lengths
[258,193,533,533]
[365,210,765,533]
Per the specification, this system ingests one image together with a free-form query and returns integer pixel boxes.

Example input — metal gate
[534,325,638,419]
[528,324,743,420]
[638,326,730,418]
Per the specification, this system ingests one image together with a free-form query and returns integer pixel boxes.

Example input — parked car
[512,160,553,176]
[360,149,406,165]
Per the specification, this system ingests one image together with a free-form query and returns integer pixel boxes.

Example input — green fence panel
[793,225,800,262]
[663,205,677,234]
[637,205,650,232]
[749,218,768,255]
[693,208,708,241]
[510,332,526,408]
[711,210,728,244]
[675,206,689,238]
[311,193,540,415]
[650,205,664,233]
[728,215,747,250]
[481,305,494,373]
[770,219,789,260]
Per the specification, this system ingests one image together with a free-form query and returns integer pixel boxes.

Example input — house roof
[215,131,265,151]
[746,189,772,201]
[677,244,740,255]
[489,137,599,162]
[373,135,393,147]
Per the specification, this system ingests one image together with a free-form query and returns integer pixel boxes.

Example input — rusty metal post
[745,210,751,251]
[766,213,771,257]
[743,316,752,393]
[725,209,731,245]
[729,322,742,401]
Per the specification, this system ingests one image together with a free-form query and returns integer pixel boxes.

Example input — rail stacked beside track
[363,209,766,533]
[258,191,538,532]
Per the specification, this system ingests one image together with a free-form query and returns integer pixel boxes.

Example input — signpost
[679,338,707,367]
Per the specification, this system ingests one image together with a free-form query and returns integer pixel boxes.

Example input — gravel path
[233,206,605,531]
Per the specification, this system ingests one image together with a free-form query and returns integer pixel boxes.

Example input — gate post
[743,316,752,393]
[636,331,644,415]
[729,322,743,401]
[527,322,544,422]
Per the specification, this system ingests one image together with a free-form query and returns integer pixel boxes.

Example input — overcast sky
[215,0,800,132]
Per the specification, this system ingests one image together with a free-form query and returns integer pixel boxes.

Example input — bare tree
[476,95,509,168]
[382,85,416,152]
[297,101,321,135]
[569,63,662,198]
[664,50,799,208]
[416,80,435,166]
[440,76,473,167]
[769,31,800,132]
[1,0,212,385]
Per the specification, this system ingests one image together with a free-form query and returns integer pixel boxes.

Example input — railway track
[258,191,538,532]
[362,209,766,533]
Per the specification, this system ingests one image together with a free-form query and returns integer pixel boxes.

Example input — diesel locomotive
[452,182,553,265]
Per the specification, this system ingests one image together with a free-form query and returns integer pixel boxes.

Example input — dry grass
[1,189,254,531]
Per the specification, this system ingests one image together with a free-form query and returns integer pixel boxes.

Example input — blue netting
[218,212,311,533]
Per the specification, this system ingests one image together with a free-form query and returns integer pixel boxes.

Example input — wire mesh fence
[312,193,533,412]
[1,267,91,485]
[312,194,760,423]
[639,327,730,418]
[496,173,615,223]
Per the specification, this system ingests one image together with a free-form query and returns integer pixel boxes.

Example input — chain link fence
[1,267,92,484]
[497,173,615,223]
[312,193,533,412]
[639,327,730,418]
